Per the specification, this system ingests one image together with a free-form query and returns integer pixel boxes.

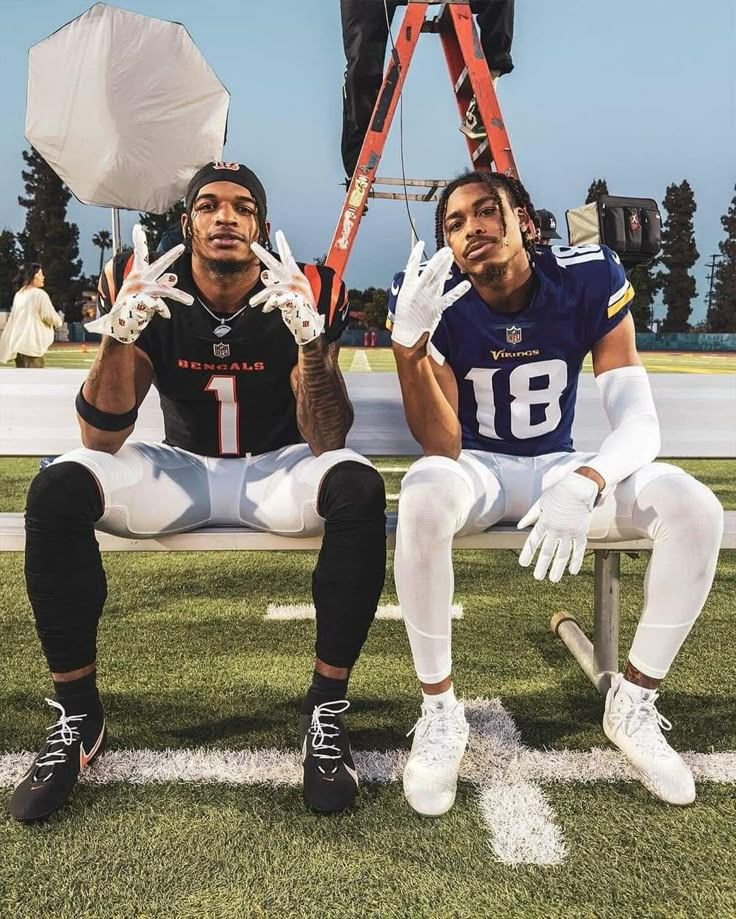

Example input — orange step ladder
[326,0,519,279]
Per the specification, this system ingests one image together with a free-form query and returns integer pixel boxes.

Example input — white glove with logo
[391,242,470,348]
[249,230,325,346]
[85,225,193,344]
[517,473,600,582]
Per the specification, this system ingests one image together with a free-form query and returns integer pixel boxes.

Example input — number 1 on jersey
[205,375,239,455]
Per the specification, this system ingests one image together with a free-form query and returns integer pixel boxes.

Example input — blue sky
[0,0,734,322]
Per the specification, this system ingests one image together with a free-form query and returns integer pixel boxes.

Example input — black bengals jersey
[98,252,349,457]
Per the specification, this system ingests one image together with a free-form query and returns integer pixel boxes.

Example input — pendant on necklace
[213,324,230,338]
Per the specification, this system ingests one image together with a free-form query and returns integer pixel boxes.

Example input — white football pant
[54,442,373,537]
[394,451,723,683]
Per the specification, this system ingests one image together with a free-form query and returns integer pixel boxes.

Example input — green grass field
[4,342,735,374]
[0,457,734,916]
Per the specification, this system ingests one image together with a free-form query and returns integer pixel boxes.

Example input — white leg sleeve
[394,457,475,685]
[627,472,724,679]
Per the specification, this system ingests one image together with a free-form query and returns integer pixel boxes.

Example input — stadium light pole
[704,253,722,331]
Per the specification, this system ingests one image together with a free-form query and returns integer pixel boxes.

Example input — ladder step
[374,176,450,187]
[371,191,443,201]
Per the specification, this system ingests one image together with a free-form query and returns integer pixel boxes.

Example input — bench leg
[550,550,620,697]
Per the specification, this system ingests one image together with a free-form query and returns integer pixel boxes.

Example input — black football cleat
[299,699,358,813]
[9,698,106,822]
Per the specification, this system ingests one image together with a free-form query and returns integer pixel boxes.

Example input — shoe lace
[406,705,466,766]
[33,698,87,783]
[611,691,674,757]
[309,700,350,775]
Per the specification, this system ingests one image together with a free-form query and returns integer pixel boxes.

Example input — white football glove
[390,242,470,348]
[249,230,325,346]
[85,225,193,344]
[517,473,600,582]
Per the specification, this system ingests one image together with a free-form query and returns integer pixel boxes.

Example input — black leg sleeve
[313,462,386,668]
[471,0,514,75]
[340,0,399,177]
[24,462,107,673]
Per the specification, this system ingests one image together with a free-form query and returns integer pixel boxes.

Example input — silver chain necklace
[196,296,250,338]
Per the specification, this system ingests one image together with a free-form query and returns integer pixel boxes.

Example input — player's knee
[643,473,723,549]
[26,462,104,527]
[398,463,470,538]
[318,461,386,521]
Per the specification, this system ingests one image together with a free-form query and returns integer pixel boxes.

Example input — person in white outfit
[0,264,61,367]
[388,170,723,816]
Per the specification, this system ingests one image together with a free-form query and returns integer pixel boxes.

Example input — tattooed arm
[290,339,354,455]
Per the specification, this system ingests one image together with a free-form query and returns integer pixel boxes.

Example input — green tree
[627,263,659,331]
[92,230,112,277]
[17,147,82,313]
[657,180,699,332]
[346,287,367,328]
[708,186,736,332]
[585,179,609,204]
[0,229,20,310]
[138,200,186,252]
[362,287,389,330]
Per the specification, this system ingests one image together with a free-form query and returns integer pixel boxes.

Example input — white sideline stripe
[265,603,464,621]
[2,748,734,790]
[480,782,567,865]
[349,351,372,372]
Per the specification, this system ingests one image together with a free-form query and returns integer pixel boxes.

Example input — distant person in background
[0,264,62,367]
[535,209,562,246]
[340,0,514,177]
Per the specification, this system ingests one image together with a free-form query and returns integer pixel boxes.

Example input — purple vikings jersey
[388,245,634,456]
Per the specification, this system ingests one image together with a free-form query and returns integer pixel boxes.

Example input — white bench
[1,369,734,696]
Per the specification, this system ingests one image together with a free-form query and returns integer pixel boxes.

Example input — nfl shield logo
[213,342,230,358]
[506,326,522,345]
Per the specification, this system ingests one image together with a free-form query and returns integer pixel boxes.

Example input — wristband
[75,387,138,432]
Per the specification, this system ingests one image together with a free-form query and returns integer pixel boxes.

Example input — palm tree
[92,230,112,277]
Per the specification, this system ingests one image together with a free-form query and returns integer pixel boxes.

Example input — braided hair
[183,202,273,254]
[434,171,539,255]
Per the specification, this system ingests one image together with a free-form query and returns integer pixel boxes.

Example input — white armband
[584,365,660,492]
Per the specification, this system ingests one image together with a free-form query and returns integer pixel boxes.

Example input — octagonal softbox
[26,2,230,213]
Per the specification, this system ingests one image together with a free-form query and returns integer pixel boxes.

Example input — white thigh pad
[55,443,212,537]
[242,445,374,536]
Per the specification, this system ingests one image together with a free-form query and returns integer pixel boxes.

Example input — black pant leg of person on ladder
[340,0,400,179]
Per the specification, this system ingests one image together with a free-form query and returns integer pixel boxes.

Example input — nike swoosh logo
[344,763,359,786]
[80,720,106,769]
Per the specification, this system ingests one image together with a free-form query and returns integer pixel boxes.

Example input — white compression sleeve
[585,365,660,491]
[394,458,474,685]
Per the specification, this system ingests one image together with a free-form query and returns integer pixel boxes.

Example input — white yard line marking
[373,466,410,473]
[2,697,733,865]
[479,782,567,865]
[264,603,464,621]
[349,351,372,372]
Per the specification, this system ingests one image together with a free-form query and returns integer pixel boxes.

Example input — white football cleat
[403,700,469,817]
[603,673,695,806]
